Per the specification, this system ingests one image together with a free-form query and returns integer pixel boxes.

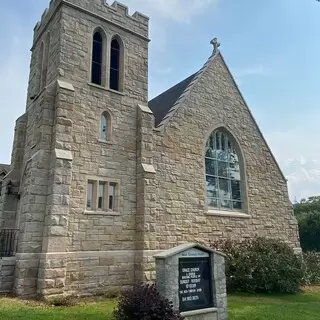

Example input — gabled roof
[148,73,196,127]
[0,164,10,174]
[147,46,288,183]
[148,48,219,128]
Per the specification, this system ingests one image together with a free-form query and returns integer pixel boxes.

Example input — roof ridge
[155,50,220,129]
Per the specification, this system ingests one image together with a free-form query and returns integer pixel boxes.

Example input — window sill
[98,139,114,145]
[84,211,120,216]
[88,83,125,96]
[207,209,251,219]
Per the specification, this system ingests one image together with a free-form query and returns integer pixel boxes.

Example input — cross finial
[210,37,220,55]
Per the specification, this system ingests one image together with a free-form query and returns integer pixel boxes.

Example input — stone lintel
[57,79,74,92]
[141,163,156,174]
[138,104,153,114]
[54,149,73,161]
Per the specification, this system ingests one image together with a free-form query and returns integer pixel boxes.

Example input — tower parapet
[33,0,149,45]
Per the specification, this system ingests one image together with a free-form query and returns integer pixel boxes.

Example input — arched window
[109,38,121,91]
[205,129,244,211]
[41,33,50,89]
[91,31,103,85]
[100,111,111,141]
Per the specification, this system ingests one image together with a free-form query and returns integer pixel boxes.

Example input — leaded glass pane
[233,201,242,210]
[229,160,240,180]
[220,199,231,209]
[218,178,230,198]
[208,198,218,208]
[217,161,228,177]
[109,183,116,211]
[87,183,93,210]
[98,183,105,210]
[206,148,214,159]
[231,180,241,201]
[205,158,216,176]
[206,176,218,198]
[100,115,107,140]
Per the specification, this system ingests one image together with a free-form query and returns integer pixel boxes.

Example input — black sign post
[178,256,213,312]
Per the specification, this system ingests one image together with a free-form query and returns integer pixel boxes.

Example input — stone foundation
[0,257,16,293]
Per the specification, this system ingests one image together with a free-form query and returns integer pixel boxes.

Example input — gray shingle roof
[148,73,196,127]
[0,164,10,173]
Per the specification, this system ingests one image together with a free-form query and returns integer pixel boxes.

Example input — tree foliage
[294,196,320,252]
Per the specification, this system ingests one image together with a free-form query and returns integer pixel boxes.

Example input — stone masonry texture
[0,0,300,298]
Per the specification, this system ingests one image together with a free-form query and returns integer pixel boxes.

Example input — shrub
[302,251,320,285]
[46,295,75,307]
[114,283,184,320]
[211,237,303,294]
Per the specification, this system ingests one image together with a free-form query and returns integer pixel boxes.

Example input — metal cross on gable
[210,37,220,55]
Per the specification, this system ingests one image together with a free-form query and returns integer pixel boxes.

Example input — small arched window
[109,38,121,91]
[100,111,111,141]
[205,129,244,211]
[91,31,103,85]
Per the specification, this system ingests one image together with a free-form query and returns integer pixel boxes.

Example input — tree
[294,196,320,252]
[294,196,320,217]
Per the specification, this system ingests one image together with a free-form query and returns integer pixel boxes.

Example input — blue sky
[0,0,320,201]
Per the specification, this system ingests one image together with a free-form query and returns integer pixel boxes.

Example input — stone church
[0,0,300,297]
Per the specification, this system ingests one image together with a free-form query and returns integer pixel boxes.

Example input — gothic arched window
[205,129,244,211]
[91,31,103,85]
[109,37,122,91]
[100,111,111,141]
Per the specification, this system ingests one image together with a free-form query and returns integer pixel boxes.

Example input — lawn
[0,288,320,320]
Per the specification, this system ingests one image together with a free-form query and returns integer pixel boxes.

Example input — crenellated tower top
[33,0,149,45]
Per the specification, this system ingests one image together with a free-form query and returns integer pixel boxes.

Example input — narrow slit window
[100,113,108,140]
[109,183,116,211]
[98,182,105,210]
[109,39,120,91]
[91,32,103,85]
[87,182,93,210]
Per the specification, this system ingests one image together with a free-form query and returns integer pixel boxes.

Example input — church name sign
[178,250,213,312]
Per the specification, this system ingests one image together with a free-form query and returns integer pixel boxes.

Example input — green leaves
[211,237,303,294]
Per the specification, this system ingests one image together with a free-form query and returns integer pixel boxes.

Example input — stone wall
[0,257,16,293]
[151,53,300,251]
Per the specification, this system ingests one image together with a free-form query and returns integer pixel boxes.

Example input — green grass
[228,287,320,320]
[0,288,320,319]
[0,298,116,320]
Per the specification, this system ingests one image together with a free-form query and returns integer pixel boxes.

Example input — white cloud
[266,130,320,201]
[120,0,218,23]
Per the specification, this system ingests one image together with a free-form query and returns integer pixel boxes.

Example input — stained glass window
[205,130,243,210]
